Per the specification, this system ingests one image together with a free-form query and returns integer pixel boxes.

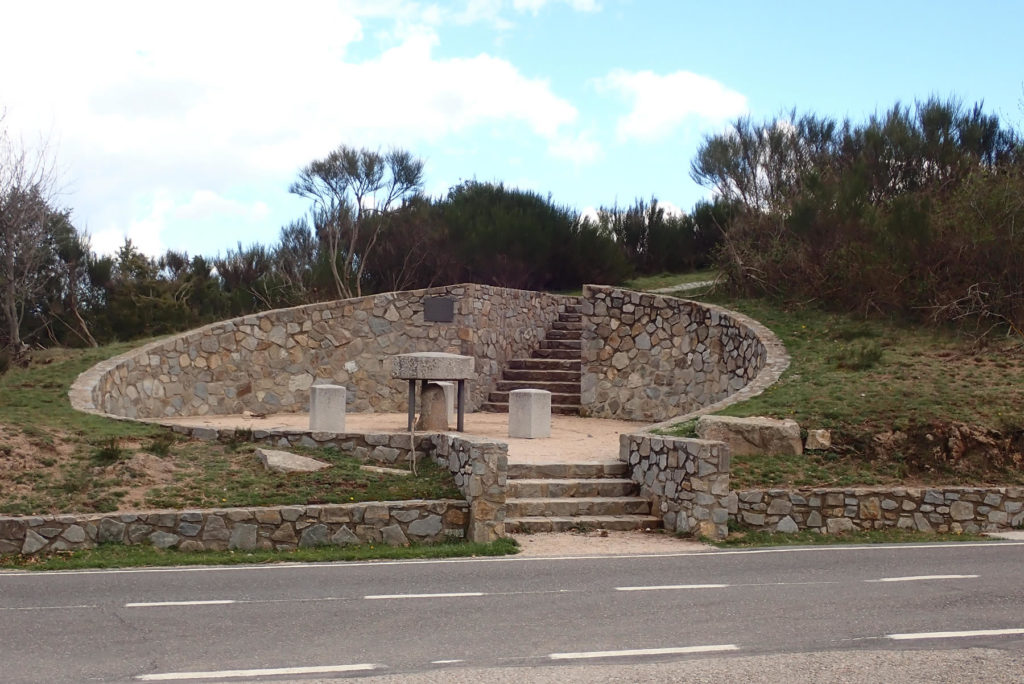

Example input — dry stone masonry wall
[71,284,571,420]
[621,433,733,539]
[0,501,468,556]
[735,486,1024,535]
[431,434,507,542]
[581,285,779,423]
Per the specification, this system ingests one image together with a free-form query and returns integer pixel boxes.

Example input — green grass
[659,294,1024,486]
[0,538,520,571]
[0,343,460,516]
[622,268,720,292]
[709,526,988,548]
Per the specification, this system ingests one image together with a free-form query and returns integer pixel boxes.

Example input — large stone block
[508,389,551,439]
[416,383,449,431]
[309,383,346,433]
[696,415,803,456]
[389,352,474,380]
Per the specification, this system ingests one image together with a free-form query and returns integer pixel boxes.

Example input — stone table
[390,352,475,432]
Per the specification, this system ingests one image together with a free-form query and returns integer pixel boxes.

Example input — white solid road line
[431,659,465,664]
[364,591,486,600]
[868,574,979,583]
[887,628,1024,640]
[125,600,237,608]
[616,584,729,591]
[549,645,739,660]
[136,663,378,681]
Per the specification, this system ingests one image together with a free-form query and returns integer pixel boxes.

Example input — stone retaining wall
[0,501,468,556]
[621,433,732,539]
[622,433,1024,539]
[581,285,784,423]
[735,486,1024,535]
[71,284,571,419]
[431,434,507,542]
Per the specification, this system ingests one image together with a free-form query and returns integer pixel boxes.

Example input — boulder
[805,429,832,450]
[257,448,331,474]
[415,383,449,431]
[696,415,803,456]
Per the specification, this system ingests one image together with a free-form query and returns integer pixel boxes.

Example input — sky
[2,0,1022,259]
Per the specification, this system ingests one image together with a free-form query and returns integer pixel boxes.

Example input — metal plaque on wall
[423,296,456,323]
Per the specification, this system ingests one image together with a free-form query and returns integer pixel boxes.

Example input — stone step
[495,380,581,394]
[507,477,639,498]
[489,390,580,405]
[478,401,580,416]
[507,461,629,479]
[502,367,581,382]
[540,339,582,351]
[508,358,581,372]
[551,321,583,332]
[506,515,661,533]
[558,313,582,324]
[545,329,582,341]
[562,304,582,314]
[506,496,652,518]
[529,348,580,360]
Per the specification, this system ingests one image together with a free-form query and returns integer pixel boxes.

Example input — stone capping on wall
[70,283,573,421]
[580,285,790,426]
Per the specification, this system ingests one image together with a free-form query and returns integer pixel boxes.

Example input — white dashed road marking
[136,663,378,681]
[548,645,739,660]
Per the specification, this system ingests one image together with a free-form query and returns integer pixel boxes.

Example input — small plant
[91,437,125,466]
[831,340,883,371]
[147,433,176,457]
[221,428,254,452]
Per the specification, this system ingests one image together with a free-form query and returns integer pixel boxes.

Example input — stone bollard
[508,389,551,439]
[309,384,346,433]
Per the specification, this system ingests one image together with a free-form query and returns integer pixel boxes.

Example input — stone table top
[390,352,475,380]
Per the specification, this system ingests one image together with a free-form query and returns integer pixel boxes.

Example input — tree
[0,113,60,354]
[290,145,424,299]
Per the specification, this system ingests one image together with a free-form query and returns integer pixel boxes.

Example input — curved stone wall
[71,284,572,419]
[580,285,788,423]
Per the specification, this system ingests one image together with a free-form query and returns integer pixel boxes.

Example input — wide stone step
[502,368,581,382]
[545,329,582,341]
[540,339,582,351]
[506,497,651,518]
[562,304,582,314]
[507,461,629,479]
[506,515,661,533]
[496,380,581,394]
[508,358,580,372]
[551,321,583,332]
[489,390,580,405]
[558,313,582,323]
[478,402,580,416]
[508,478,639,498]
[529,348,580,360]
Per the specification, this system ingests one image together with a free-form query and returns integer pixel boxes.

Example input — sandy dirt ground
[159,412,647,465]
[511,530,710,556]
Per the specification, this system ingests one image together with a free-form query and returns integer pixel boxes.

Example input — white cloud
[513,0,600,14]
[0,1,580,256]
[596,69,748,142]
[548,131,602,165]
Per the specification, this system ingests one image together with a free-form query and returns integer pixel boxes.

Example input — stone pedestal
[309,384,346,433]
[509,389,551,439]
[431,381,457,423]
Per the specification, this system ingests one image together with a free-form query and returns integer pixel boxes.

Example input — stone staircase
[505,461,660,533]
[480,303,583,415]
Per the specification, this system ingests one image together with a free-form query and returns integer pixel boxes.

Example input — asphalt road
[1,542,1023,683]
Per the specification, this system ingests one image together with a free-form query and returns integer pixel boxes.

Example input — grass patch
[709,526,988,548]
[658,419,697,438]
[623,268,720,292]
[0,538,520,571]
[0,342,461,515]
[142,448,460,510]
[728,451,906,488]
